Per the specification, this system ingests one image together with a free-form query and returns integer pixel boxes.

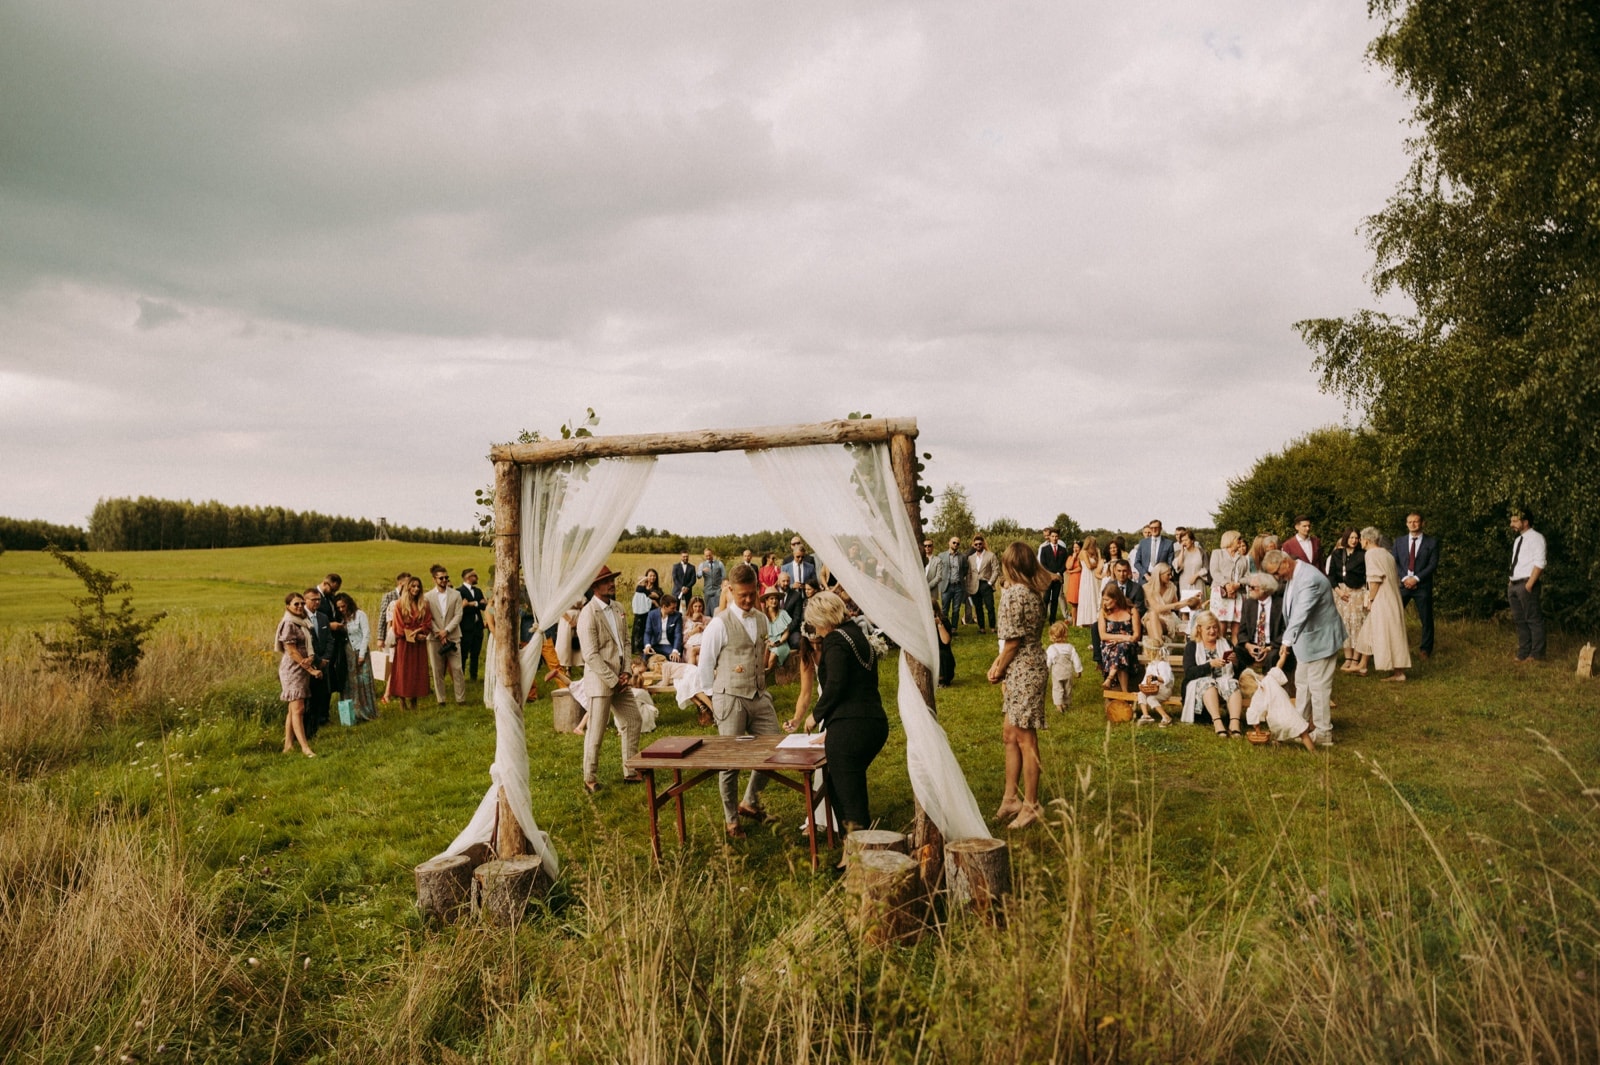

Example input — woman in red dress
[389,575,434,709]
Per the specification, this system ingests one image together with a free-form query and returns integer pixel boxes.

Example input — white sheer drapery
[440,456,655,873]
[746,443,991,841]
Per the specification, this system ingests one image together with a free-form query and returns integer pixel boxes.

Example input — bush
[34,545,166,680]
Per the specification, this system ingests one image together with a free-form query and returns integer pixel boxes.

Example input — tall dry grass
[0,787,287,1063]
[0,614,269,771]
[320,748,1600,1064]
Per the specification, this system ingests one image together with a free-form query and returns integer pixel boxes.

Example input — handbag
[337,698,356,727]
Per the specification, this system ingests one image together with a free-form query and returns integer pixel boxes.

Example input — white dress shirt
[1510,528,1547,582]
[694,602,766,694]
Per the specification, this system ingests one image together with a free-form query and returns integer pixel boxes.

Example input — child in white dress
[1045,620,1084,712]
[1136,658,1175,726]
[1245,666,1316,752]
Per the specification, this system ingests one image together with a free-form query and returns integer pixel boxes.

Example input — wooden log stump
[842,830,909,891]
[944,837,1011,923]
[473,855,548,926]
[414,854,474,926]
[551,689,582,733]
[847,850,923,946]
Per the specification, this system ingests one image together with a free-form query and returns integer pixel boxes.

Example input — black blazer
[811,622,886,727]
[459,582,487,633]
[1182,638,1234,709]
[1237,592,1293,670]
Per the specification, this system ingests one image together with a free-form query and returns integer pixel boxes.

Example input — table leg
[821,766,835,849]
[801,772,818,872]
[644,769,661,862]
[673,768,687,845]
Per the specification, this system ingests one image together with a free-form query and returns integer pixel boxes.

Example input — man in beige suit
[693,563,779,839]
[424,564,466,705]
[577,564,643,793]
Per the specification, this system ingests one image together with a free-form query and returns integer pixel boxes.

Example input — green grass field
[2,543,1598,1062]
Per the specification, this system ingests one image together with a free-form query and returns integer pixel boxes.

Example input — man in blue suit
[1266,549,1346,747]
[1131,519,1176,583]
[1392,511,1439,658]
[781,536,818,591]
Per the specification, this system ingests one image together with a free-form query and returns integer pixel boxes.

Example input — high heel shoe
[1007,803,1043,830]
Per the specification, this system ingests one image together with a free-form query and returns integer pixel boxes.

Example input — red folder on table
[641,736,703,758]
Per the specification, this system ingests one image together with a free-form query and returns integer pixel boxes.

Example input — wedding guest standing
[389,576,434,711]
[458,568,487,681]
[631,568,661,654]
[1508,508,1546,663]
[1064,540,1082,626]
[1351,527,1411,681]
[335,592,378,722]
[1173,528,1209,599]
[1264,548,1346,748]
[1075,536,1105,657]
[275,591,320,757]
[1393,511,1439,659]
[1037,529,1070,624]
[1326,528,1367,671]
[1209,531,1249,641]
[987,542,1052,830]
[969,535,999,634]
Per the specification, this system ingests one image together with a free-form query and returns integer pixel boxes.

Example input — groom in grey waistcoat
[1264,548,1346,747]
[692,563,780,838]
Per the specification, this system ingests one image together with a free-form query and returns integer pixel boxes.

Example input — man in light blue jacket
[1265,548,1346,748]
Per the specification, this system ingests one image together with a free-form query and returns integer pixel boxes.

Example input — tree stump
[473,855,548,926]
[414,854,474,926]
[551,689,582,733]
[841,830,909,891]
[944,837,1011,923]
[847,850,923,946]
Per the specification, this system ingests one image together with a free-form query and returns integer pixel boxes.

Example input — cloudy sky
[0,1,1413,538]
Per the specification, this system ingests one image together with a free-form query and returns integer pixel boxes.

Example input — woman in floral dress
[1097,584,1142,693]
[987,541,1053,830]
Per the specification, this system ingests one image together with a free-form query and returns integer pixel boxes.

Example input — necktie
[1510,536,1521,577]
[1257,602,1268,644]
[1409,537,1417,570]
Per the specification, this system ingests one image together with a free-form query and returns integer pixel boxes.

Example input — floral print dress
[998,583,1048,729]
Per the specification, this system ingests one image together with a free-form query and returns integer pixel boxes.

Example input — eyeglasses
[290,600,305,608]
[790,541,803,546]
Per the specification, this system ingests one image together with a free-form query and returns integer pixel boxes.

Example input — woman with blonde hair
[1351,526,1411,681]
[388,575,433,711]
[986,541,1053,830]
[1248,533,1280,574]
[1074,535,1105,636]
[1208,531,1248,641]
[1142,562,1197,645]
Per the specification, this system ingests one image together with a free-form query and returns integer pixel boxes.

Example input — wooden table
[625,735,834,870]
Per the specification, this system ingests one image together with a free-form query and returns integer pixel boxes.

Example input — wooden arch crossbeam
[482,418,934,856]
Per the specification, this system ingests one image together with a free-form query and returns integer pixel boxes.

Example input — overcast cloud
[0,0,1412,538]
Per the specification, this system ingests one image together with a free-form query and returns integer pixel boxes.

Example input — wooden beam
[489,417,917,466]
[490,459,528,858]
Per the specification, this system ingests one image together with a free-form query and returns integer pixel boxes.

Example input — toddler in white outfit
[1136,659,1175,726]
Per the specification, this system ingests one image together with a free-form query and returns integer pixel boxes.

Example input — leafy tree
[1213,426,1391,543]
[929,484,977,544]
[1297,0,1600,620]
[1048,512,1084,544]
[35,545,166,680]
[983,517,1026,544]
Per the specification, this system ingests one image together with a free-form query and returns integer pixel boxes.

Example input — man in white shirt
[424,564,466,705]
[1508,508,1547,662]
[577,565,643,791]
[694,563,778,838]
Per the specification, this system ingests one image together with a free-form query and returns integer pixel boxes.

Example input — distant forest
[0,497,479,552]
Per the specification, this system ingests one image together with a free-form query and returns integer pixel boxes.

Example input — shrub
[34,544,166,680]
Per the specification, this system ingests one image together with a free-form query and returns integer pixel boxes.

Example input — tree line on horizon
[0,497,482,552]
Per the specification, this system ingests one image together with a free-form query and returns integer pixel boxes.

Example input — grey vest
[712,611,766,699]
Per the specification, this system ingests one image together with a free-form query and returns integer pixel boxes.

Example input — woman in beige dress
[1352,526,1411,681]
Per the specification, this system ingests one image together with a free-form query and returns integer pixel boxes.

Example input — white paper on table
[778,732,827,749]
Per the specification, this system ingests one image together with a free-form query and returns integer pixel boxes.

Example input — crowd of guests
[274,566,489,754]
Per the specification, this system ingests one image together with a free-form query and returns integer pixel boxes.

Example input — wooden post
[491,459,529,859]
[413,854,474,926]
[944,838,1011,923]
[847,851,924,946]
[890,431,944,892]
[550,688,582,733]
[842,829,911,892]
[473,855,548,926]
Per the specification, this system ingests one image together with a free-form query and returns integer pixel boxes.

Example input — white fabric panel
[745,443,990,841]
[440,455,655,873]
[481,632,544,708]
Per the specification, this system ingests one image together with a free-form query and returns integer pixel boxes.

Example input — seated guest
[1108,559,1146,614]
[1238,572,1289,673]
[761,586,792,667]
[683,597,709,665]
[1096,584,1142,693]
[642,593,685,661]
[1142,562,1199,645]
[1182,611,1243,737]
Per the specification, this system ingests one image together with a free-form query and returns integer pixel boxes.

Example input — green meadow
[1,543,1598,1062]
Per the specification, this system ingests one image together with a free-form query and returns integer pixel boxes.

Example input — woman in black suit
[1324,527,1367,671]
[786,590,888,833]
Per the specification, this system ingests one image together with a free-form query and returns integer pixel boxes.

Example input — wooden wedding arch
[480,417,938,858]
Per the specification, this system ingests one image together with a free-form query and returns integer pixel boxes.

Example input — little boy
[1045,620,1084,712]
